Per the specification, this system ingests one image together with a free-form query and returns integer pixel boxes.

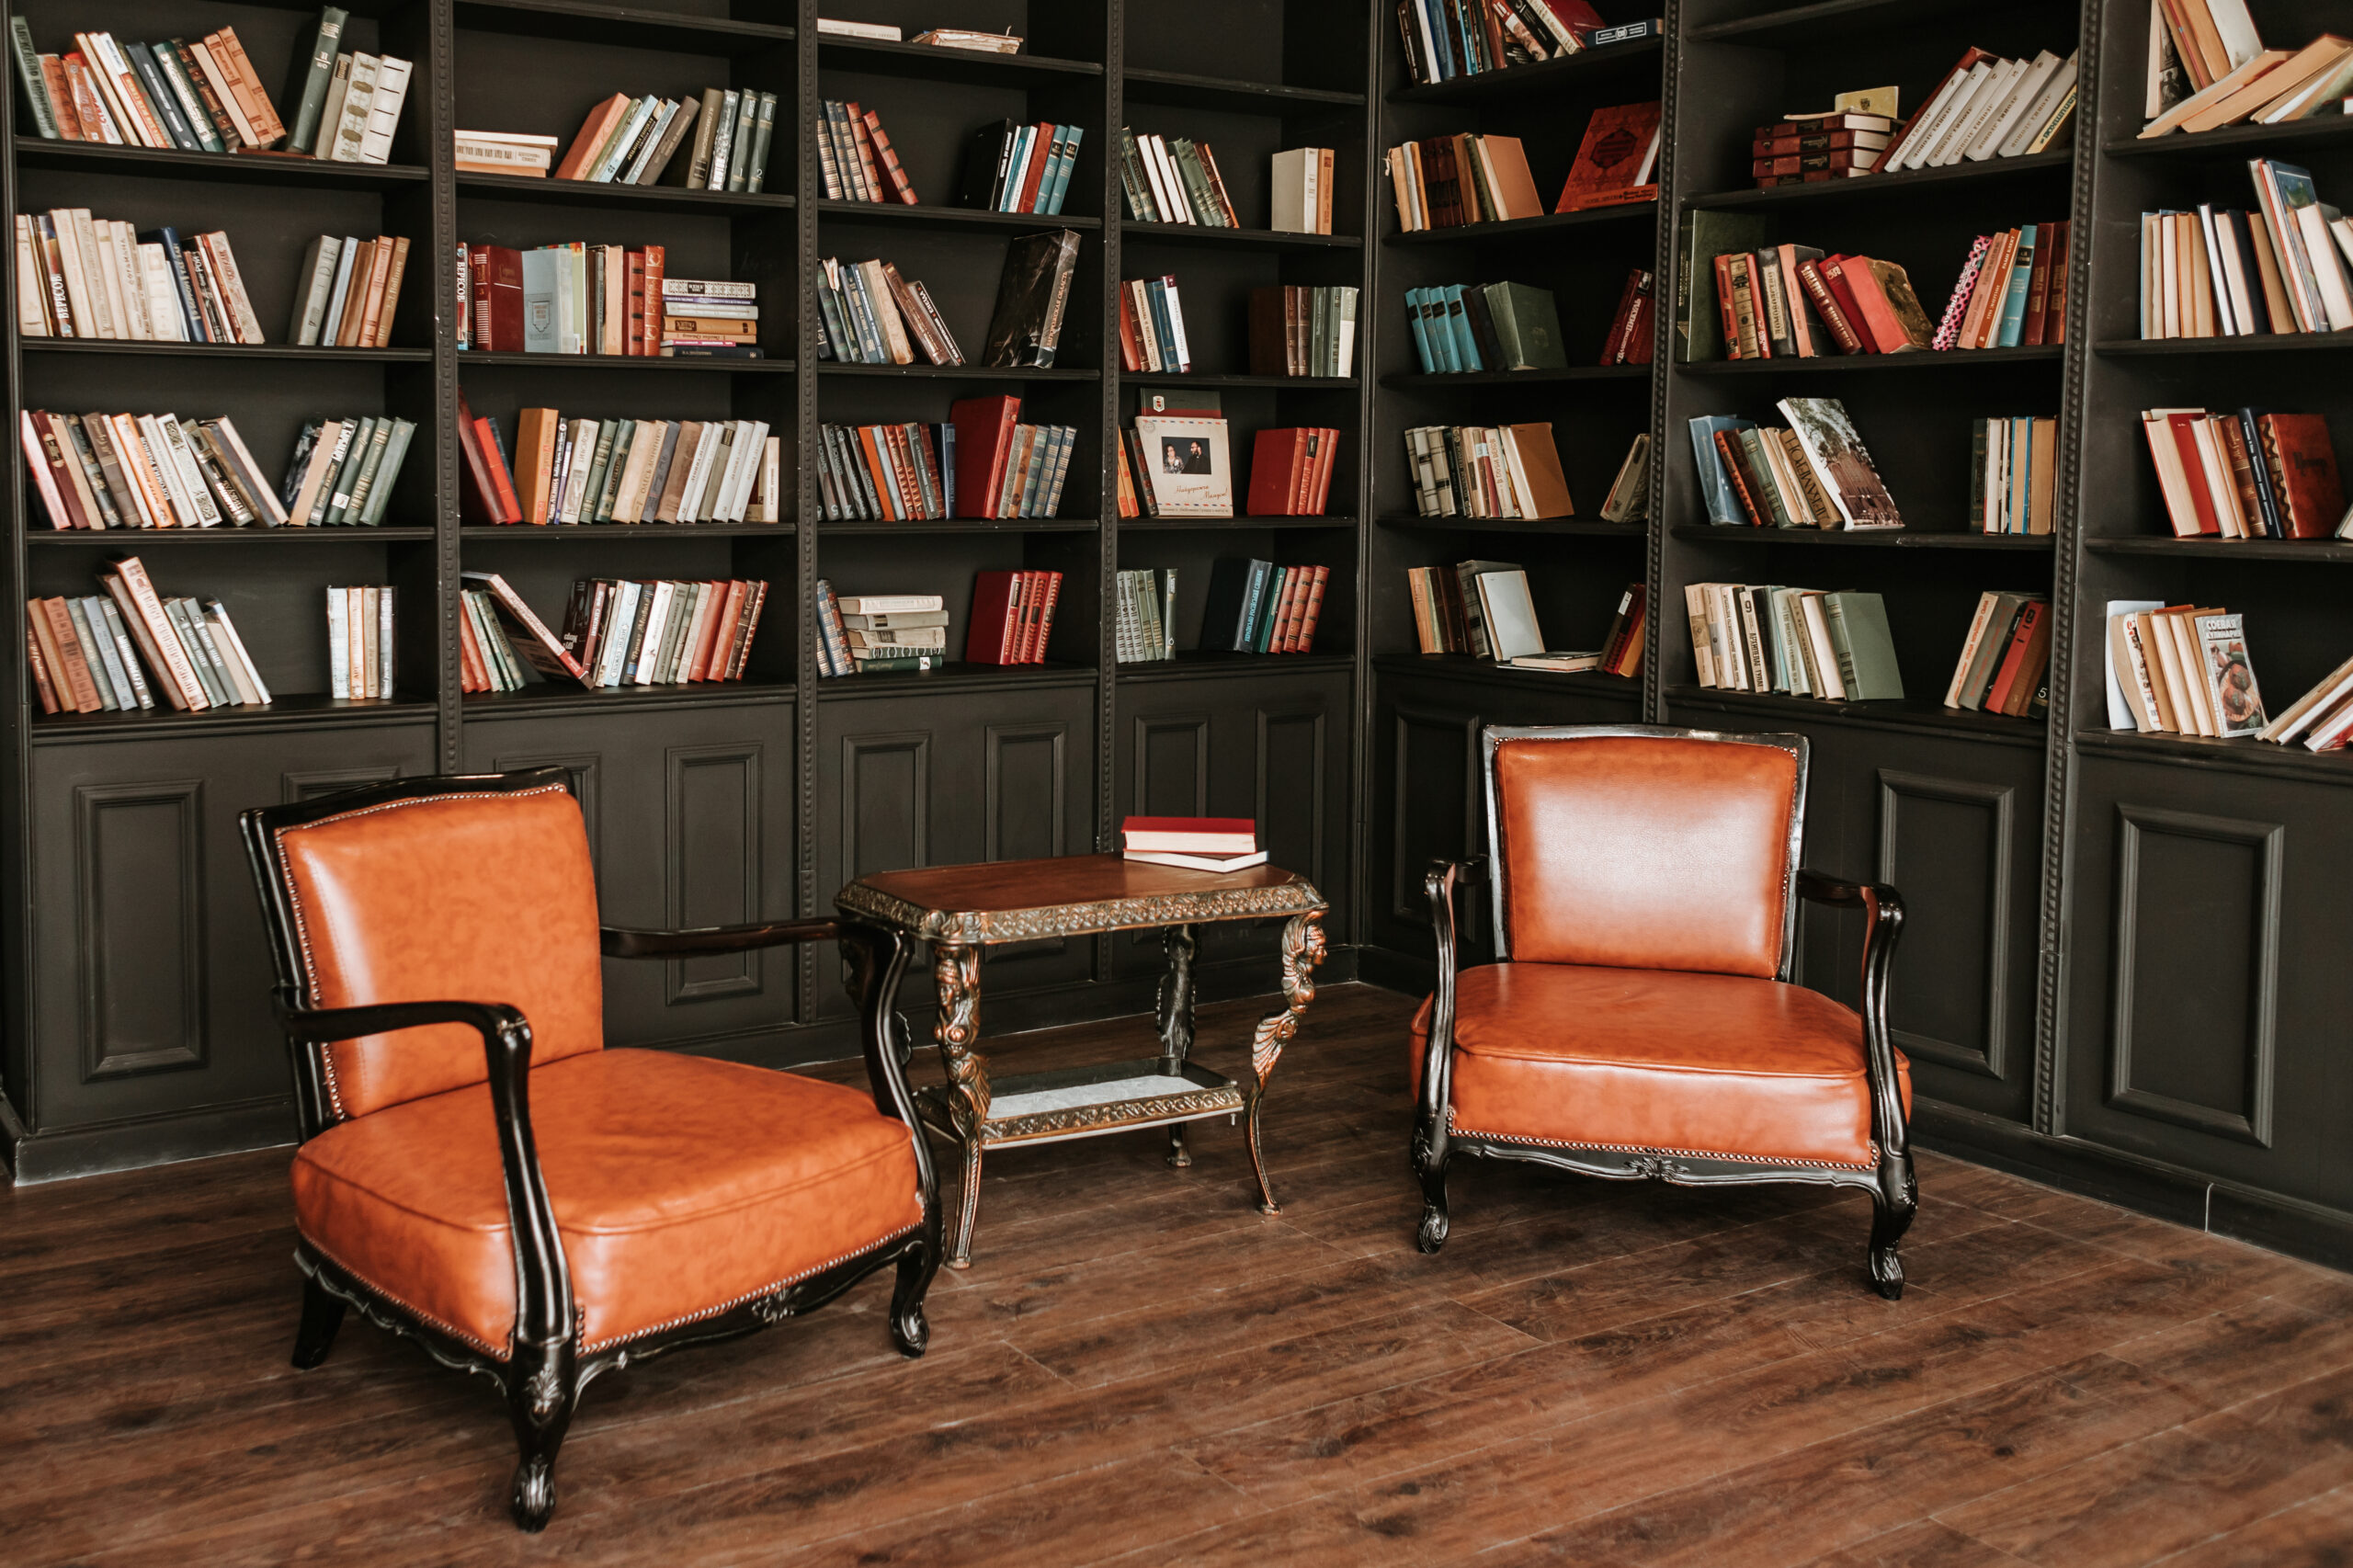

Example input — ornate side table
[835,855,1327,1268]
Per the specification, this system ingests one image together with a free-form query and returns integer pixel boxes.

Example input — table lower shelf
[915,1058,1245,1149]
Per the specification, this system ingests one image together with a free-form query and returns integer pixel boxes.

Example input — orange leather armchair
[240,770,939,1530]
[1409,725,1915,1297]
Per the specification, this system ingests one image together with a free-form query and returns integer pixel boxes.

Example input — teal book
[283,7,349,154]
[1824,591,1904,700]
[1686,415,1756,526]
[1443,286,1483,372]
[1994,226,2037,348]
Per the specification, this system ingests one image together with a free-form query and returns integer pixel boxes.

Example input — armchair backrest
[1483,725,1806,980]
[242,770,605,1122]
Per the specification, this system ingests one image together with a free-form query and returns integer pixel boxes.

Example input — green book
[320,416,377,526]
[1733,427,1800,529]
[1823,591,1904,700]
[149,41,223,153]
[745,92,777,193]
[1483,281,1568,370]
[1675,209,1775,362]
[593,420,636,521]
[724,88,757,191]
[340,418,395,524]
[282,7,349,155]
[11,17,59,139]
[358,418,416,526]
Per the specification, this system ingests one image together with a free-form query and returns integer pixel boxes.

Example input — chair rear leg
[1867,1154,1917,1301]
[290,1273,347,1369]
[890,1230,939,1358]
[506,1344,578,1532]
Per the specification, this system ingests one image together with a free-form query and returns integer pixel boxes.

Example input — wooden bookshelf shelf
[2104,116,2353,160]
[1385,37,1665,106]
[1688,0,1992,48]
[1686,152,2074,212]
[1121,69,1364,115]
[1379,516,1646,538]
[2096,335,2353,358]
[460,682,796,717]
[817,519,1097,535]
[813,201,1102,233]
[453,0,794,52]
[1116,652,1354,682]
[460,524,794,540]
[461,350,794,373]
[1664,686,2049,745]
[1387,202,1656,245]
[814,362,1096,381]
[21,341,432,364]
[27,693,435,744]
[13,140,431,190]
[454,172,794,216]
[2085,536,2353,562]
[812,662,1097,699]
[1670,525,2056,551]
[2076,728,2353,783]
[1120,517,1357,530]
[1118,222,1362,251]
[814,37,1103,88]
[30,528,440,544]
[1124,373,1356,390]
[1382,367,1648,387]
[1373,653,1643,699]
[1677,346,2064,376]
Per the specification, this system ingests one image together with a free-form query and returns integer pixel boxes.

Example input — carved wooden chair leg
[290,1272,347,1369]
[1412,1132,1450,1255]
[889,1229,938,1358]
[1867,1153,1917,1301]
[506,1342,578,1532]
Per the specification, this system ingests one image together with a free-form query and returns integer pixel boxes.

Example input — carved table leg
[1156,924,1198,1168]
[1244,911,1325,1216]
[934,944,988,1269]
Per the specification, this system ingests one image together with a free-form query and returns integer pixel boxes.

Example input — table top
[837,853,1326,946]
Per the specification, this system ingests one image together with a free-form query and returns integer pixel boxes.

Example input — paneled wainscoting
[6,984,2350,1565]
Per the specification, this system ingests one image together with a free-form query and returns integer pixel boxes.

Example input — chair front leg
[841,919,941,1357]
[1798,870,1915,1299]
[1415,858,1477,1254]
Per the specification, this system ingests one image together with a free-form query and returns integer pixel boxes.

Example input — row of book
[1938,223,2071,351]
[1242,427,1343,518]
[2141,408,2347,540]
[960,119,1083,215]
[17,210,262,344]
[1685,584,1906,703]
[1117,277,1194,374]
[1860,48,2079,181]
[1599,269,1656,365]
[1972,417,2059,537]
[2144,10,2351,134]
[817,256,959,365]
[326,585,394,699]
[1387,110,1662,231]
[461,406,779,527]
[529,577,767,691]
[2105,601,2262,738]
[1402,281,1567,375]
[818,99,916,204]
[1403,423,1574,521]
[822,413,1076,523]
[1710,245,1922,360]
[1112,568,1178,664]
[1246,286,1361,380]
[21,406,409,530]
[2144,165,2353,339]
[1407,562,1641,677]
[1199,560,1330,655]
[27,556,264,714]
[1118,130,1239,227]
[290,233,409,347]
[1396,0,1659,86]
[809,586,932,675]
[1945,592,2052,715]
[538,87,775,190]
[1111,419,1340,521]
[2256,647,2353,752]
[1688,400,1903,530]
[462,244,752,358]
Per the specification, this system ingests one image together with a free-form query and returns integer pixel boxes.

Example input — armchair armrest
[269,991,574,1360]
[600,917,843,960]
[1795,869,1909,1156]
[1417,857,1486,1132]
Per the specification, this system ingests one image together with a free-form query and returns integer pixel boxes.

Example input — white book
[1269,148,1310,233]
[51,209,101,338]
[596,580,640,687]
[675,423,722,522]
[1473,569,1546,663]
[133,415,201,526]
[205,603,263,704]
[92,222,137,341]
[622,99,678,184]
[154,416,222,527]
[1122,848,1269,872]
[318,234,360,345]
[327,51,379,163]
[313,53,353,157]
[1970,51,2060,160]
[2205,0,2265,73]
[717,419,771,520]
[376,585,393,699]
[631,581,674,685]
[290,235,344,345]
[357,54,411,165]
[1161,279,1192,370]
[2002,54,2080,156]
[1934,58,2020,166]
[14,216,47,336]
[2296,203,2353,330]
[326,586,348,699]
[688,425,733,520]
[1902,62,1993,170]
[1894,63,1978,173]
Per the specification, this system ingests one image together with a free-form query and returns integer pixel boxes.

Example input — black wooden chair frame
[1410,724,1915,1299]
[240,768,941,1531]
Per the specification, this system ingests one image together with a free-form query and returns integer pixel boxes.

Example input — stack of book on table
[2105,601,2265,739]
[2140,408,2346,538]
[25,554,267,714]
[1686,584,1904,702]
[1947,592,2052,716]
[1121,816,1264,873]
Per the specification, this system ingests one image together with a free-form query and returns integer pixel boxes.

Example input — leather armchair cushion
[1494,734,1797,979]
[1409,963,1909,1170]
[290,1050,925,1355]
[271,783,607,1119]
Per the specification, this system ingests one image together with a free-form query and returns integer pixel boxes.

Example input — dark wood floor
[8,983,2353,1566]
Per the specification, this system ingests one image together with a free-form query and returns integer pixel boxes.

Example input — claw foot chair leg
[1868,1155,1917,1301]
[290,1273,347,1369]
[1413,1136,1450,1254]
[506,1344,578,1532]
[890,1233,938,1358]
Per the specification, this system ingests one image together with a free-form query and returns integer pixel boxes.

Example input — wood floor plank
[2145,1486,2353,1568]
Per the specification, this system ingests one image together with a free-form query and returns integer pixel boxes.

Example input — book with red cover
[1122,816,1256,852]
[554,93,632,180]
[1794,257,1865,354]
[949,394,1020,518]
[1984,600,2048,715]
[1247,428,1309,516]
[2258,413,2347,539]
[1028,570,1063,662]
[472,244,525,352]
[2165,412,2222,535]
[1553,101,1662,213]
[462,570,587,681]
[1814,256,1882,352]
[966,569,1023,664]
[454,401,512,523]
[1015,122,1056,213]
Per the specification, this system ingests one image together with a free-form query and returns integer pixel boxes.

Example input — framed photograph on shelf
[1135,415,1234,516]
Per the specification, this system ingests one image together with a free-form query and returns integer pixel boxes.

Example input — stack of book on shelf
[451,131,556,176]
[289,233,409,347]
[813,585,944,676]
[1599,268,1654,364]
[16,210,263,343]
[1125,403,1233,519]
[1686,584,1904,702]
[982,231,1082,369]
[817,256,961,365]
[966,572,1063,665]
[2257,650,2353,751]
[1248,286,1361,379]
[1404,560,1598,672]
[1113,567,1177,664]
[2150,164,2353,337]
[819,99,919,204]
[1554,102,1662,212]
[1403,423,1574,520]
[1118,277,1193,374]
[2105,601,2264,739]
[1402,281,1563,374]
[1751,109,1893,187]
[2140,407,2347,539]
[1118,131,1238,226]
[911,28,1020,52]
[960,120,1083,215]
[1199,558,1329,655]
[535,577,767,690]
[1946,592,2051,716]
[459,403,779,527]
[462,244,755,358]
[815,17,900,39]
[2142,6,2350,135]
[819,422,952,521]
[26,555,266,714]
[1876,48,2079,176]
[1599,436,1651,523]
[1936,222,2069,351]
[1120,816,1264,874]
[948,395,1078,520]
[1385,131,1544,232]
[1973,416,2058,536]
[325,585,393,700]
[279,414,417,527]
[1710,244,1940,359]
[1688,400,1904,530]
[7,18,288,152]
[1398,1,1664,86]
[1270,149,1336,235]
[546,87,775,189]
[1246,428,1341,517]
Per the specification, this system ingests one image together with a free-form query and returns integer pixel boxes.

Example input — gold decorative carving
[838,879,1325,946]
[1249,912,1326,1084]
[934,945,986,1133]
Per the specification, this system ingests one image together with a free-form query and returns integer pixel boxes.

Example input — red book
[473,416,524,523]
[1793,258,1865,354]
[1984,600,2047,716]
[454,403,507,523]
[638,244,665,356]
[2165,412,2222,536]
[2259,413,2347,539]
[966,569,1022,664]
[1122,816,1256,853]
[473,244,525,352]
[1815,256,1881,352]
[1623,281,1656,364]
[1246,427,1306,517]
[949,394,1020,518]
[2042,222,2069,345]
[1291,564,1331,653]
[862,110,919,204]
[1015,122,1054,214]
[1553,101,1662,213]
[554,94,632,180]
[1029,570,1063,663]
[624,248,646,357]
[21,412,81,529]
[1712,253,1743,358]
[1600,268,1643,365]
[1313,428,1339,513]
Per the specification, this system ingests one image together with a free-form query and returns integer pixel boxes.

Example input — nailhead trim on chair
[580,1220,926,1353]
[272,783,574,1123]
[1450,1118,1881,1173]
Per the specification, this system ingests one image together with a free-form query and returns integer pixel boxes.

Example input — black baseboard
[1357,945,1432,998]
[6,1096,297,1184]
